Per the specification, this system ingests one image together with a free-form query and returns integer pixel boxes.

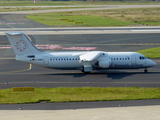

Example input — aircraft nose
[146,59,157,67]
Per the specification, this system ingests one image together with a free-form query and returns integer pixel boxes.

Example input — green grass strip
[0,87,160,104]
[137,47,160,58]
[1,1,160,6]
[26,7,160,27]
[26,12,135,27]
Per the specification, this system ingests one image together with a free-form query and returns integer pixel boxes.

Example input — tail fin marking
[6,32,41,55]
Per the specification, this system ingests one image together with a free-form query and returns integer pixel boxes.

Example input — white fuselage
[16,51,156,70]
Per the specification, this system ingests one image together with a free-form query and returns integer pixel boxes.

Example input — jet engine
[95,60,111,68]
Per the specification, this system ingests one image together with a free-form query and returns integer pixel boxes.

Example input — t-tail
[6,32,41,56]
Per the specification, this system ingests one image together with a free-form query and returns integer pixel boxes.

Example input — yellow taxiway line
[0,64,32,74]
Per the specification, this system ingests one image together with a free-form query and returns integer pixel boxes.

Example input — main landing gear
[144,68,148,73]
[81,70,91,74]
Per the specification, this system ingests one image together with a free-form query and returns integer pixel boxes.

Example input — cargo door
[43,56,49,65]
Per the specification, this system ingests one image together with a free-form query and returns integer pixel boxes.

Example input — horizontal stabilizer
[6,32,24,36]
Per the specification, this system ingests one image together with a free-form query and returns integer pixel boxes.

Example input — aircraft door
[43,56,49,65]
[131,55,136,64]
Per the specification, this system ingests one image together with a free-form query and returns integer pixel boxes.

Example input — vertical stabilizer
[6,32,41,55]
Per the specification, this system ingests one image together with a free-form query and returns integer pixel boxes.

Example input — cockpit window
[139,56,146,60]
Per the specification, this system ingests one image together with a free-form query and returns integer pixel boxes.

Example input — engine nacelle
[96,60,111,68]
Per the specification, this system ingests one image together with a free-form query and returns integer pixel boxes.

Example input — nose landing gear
[144,68,148,73]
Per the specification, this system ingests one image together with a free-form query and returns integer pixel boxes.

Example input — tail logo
[15,40,28,52]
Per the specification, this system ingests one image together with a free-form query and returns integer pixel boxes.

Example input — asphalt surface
[0,58,159,88]
[0,33,160,88]
[0,5,159,115]
[1,33,160,56]
[0,99,159,110]
[0,14,49,28]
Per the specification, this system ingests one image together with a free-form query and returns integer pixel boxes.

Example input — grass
[0,1,160,6]
[137,47,160,58]
[26,12,134,27]
[104,8,160,26]
[26,7,160,27]
[0,87,160,104]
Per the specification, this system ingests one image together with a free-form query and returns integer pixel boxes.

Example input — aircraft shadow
[43,71,160,79]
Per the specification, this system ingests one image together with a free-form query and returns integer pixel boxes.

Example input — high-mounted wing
[79,51,103,62]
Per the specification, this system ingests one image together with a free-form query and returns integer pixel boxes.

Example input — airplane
[6,32,157,73]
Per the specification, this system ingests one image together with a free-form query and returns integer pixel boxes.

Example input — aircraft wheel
[144,69,148,73]
[81,70,90,74]
[84,72,91,74]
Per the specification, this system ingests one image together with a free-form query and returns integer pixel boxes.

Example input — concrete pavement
[0,105,160,120]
